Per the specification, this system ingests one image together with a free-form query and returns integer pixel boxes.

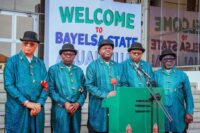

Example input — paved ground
[188,130,200,133]
[81,126,88,133]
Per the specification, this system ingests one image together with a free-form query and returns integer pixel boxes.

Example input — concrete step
[0,93,6,103]
[82,102,88,113]
[188,122,200,130]
[192,90,200,95]
[0,83,5,93]
[188,130,200,133]
[194,108,200,112]
[44,127,51,133]
[0,104,5,113]
[193,111,200,118]
[81,112,88,125]
[0,115,5,126]
[192,94,200,100]
[0,72,3,83]
[194,104,200,108]
[44,100,52,111]
[81,126,88,133]
[191,82,198,90]
[193,117,200,123]
[194,98,200,103]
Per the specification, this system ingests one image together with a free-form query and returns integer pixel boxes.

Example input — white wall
[186,71,200,90]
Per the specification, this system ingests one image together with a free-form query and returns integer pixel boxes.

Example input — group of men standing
[4,31,194,133]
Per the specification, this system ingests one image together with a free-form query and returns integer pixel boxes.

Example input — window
[148,0,200,68]
[0,0,44,71]
[0,0,40,13]
[0,11,38,71]
[0,14,12,38]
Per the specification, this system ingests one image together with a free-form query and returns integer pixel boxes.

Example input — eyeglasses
[62,52,75,56]
[162,57,175,62]
[23,41,37,47]
[130,51,143,55]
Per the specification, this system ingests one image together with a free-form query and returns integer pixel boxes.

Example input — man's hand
[69,102,80,115]
[107,91,116,98]
[24,101,41,116]
[185,114,193,123]
[64,102,73,112]
[64,102,80,115]
[30,109,37,116]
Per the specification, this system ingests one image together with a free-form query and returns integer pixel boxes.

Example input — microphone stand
[133,64,172,133]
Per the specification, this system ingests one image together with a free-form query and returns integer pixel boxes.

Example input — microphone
[137,66,151,79]
[133,64,142,77]
[111,78,117,91]
[133,64,156,87]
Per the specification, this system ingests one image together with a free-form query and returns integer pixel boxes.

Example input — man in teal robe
[48,43,87,133]
[154,49,194,133]
[121,42,154,87]
[4,31,48,133]
[86,39,121,133]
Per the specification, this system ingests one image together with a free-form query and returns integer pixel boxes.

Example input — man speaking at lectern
[154,49,194,133]
[121,42,154,87]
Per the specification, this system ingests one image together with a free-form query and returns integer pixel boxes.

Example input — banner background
[45,0,141,71]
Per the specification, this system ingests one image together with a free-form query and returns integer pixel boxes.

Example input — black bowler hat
[159,49,177,61]
[59,43,77,55]
[20,31,40,43]
[128,42,145,52]
[98,39,114,53]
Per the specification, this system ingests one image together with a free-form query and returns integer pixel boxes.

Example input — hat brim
[98,43,114,52]
[159,53,177,61]
[59,49,77,55]
[128,48,145,52]
[20,38,40,43]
